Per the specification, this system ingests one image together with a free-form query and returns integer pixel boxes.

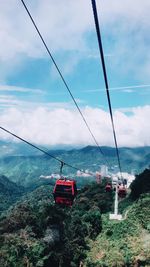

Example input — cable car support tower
[91,0,124,220]
[109,183,122,220]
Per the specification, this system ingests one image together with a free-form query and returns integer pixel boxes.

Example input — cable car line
[19,0,110,168]
[91,0,122,176]
[60,161,65,177]
[0,126,93,175]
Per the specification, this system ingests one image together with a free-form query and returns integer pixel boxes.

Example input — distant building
[76,170,92,177]
[96,172,101,184]
[112,172,135,188]
[101,165,108,177]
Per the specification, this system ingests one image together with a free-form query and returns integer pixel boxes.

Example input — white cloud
[0,1,149,149]
[0,0,92,60]
[99,0,150,24]
[0,0,94,81]
[0,97,73,112]
[0,0,149,59]
[93,1,150,85]
[81,84,150,94]
[0,105,149,147]
[0,0,150,81]
[0,84,43,94]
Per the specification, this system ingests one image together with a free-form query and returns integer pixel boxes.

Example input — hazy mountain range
[0,141,149,188]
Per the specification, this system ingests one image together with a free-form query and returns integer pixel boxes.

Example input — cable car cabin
[118,185,127,198]
[105,183,112,192]
[53,179,77,206]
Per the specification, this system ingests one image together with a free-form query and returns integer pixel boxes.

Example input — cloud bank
[0,0,149,149]
[0,105,149,147]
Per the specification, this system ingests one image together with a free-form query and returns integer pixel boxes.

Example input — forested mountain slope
[84,169,150,267]
[0,175,24,213]
[0,182,113,267]
[0,169,150,266]
[0,144,149,187]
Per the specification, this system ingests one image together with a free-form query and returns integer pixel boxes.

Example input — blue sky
[0,0,149,147]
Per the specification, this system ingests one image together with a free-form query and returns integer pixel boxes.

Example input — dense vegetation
[0,181,113,267]
[0,175,24,213]
[130,169,150,199]
[0,169,149,266]
[84,169,150,267]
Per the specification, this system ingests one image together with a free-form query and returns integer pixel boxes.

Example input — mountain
[0,140,77,157]
[0,175,25,214]
[0,175,24,193]
[0,144,149,187]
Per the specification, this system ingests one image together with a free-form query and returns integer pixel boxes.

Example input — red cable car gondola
[53,178,77,206]
[105,182,112,192]
[118,185,127,198]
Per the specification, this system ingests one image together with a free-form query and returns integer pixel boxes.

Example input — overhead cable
[0,126,93,175]
[19,0,110,167]
[91,0,122,175]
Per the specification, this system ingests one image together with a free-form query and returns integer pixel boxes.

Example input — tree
[130,169,150,200]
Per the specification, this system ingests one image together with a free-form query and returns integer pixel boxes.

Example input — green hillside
[84,194,150,267]
[0,144,149,187]
[0,175,24,214]
[0,181,113,267]
[0,169,150,267]
[84,169,150,267]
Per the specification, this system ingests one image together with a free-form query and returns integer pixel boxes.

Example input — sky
[0,0,150,147]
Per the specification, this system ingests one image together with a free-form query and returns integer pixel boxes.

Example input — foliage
[84,191,150,266]
[1,168,150,266]
[0,175,24,214]
[60,182,113,266]
[0,181,113,267]
[130,169,150,200]
[128,193,150,232]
